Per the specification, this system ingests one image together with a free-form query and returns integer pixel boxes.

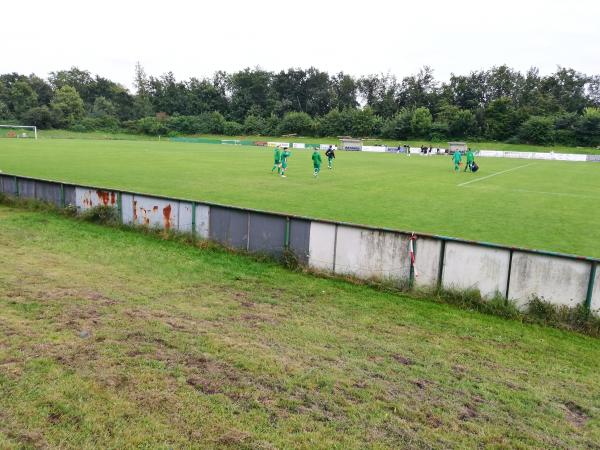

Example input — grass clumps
[525,297,600,337]
[79,205,119,225]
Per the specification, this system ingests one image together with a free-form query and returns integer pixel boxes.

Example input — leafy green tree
[21,106,55,128]
[51,85,85,126]
[350,108,379,137]
[398,67,439,113]
[553,112,578,145]
[48,67,94,104]
[9,81,38,117]
[380,109,413,139]
[541,67,589,113]
[437,104,478,137]
[28,75,53,105]
[229,68,273,121]
[411,107,433,137]
[518,116,555,145]
[330,72,358,110]
[358,73,399,118]
[0,100,10,119]
[91,96,117,117]
[484,97,524,140]
[186,78,228,115]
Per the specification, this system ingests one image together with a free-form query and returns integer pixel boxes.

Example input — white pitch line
[491,187,598,200]
[458,163,536,187]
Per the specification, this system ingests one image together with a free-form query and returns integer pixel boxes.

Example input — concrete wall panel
[334,226,410,282]
[195,204,210,239]
[131,195,178,230]
[178,202,194,232]
[442,242,510,298]
[35,181,62,207]
[289,219,311,264]
[308,222,337,271]
[414,237,442,288]
[0,175,16,195]
[64,186,76,207]
[509,252,589,308]
[591,263,600,315]
[121,193,134,224]
[75,187,118,210]
[17,179,35,199]
[248,213,286,256]
[209,206,248,249]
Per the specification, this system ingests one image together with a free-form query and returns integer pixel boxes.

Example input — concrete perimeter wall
[1,173,598,315]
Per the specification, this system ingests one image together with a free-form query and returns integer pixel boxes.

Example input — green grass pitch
[1,138,599,257]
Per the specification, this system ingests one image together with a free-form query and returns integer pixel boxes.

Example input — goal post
[0,125,37,139]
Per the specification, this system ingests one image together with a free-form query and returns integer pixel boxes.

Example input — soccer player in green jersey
[453,150,462,172]
[312,149,322,177]
[272,146,282,173]
[464,148,474,172]
[280,148,292,177]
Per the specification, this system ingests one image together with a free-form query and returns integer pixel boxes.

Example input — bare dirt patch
[392,354,414,366]
[563,400,589,428]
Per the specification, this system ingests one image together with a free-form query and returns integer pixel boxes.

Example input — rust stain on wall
[96,190,116,206]
[163,204,172,230]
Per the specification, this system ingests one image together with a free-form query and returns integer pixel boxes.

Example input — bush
[223,120,243,136]
[411,107,433,138]
[80,205,119,225]
[350,108,379,137]
[526,297,600,336]
[278,112,315,136]
[134,117,169,135]
[243,115,268,135]
[429,122,449,141]
[70,116,120,132]
[518,116,555,145]
[21,106,56,128]
[575,107,600,147]
[318,109,349,137]
[380,109,413,139]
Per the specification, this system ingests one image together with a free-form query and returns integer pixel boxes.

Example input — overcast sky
[2,0,599,91]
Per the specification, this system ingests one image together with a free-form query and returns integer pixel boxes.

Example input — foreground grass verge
[1,206,599,448]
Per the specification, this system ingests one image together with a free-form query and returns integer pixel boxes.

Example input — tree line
[1,64,599,146]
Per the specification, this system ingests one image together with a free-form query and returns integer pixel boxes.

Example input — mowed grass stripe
[1,138,599,256]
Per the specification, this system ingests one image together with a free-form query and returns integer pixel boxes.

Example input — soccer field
[1,138,599,257]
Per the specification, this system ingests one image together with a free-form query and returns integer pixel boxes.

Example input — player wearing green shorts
[464,148,474,172]
[312,149,322,177]
[280,148,291,177]
[272,146,281,173]
[453,150,462,172]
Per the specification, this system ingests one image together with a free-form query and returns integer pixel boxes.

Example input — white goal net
[0,125,37,139]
